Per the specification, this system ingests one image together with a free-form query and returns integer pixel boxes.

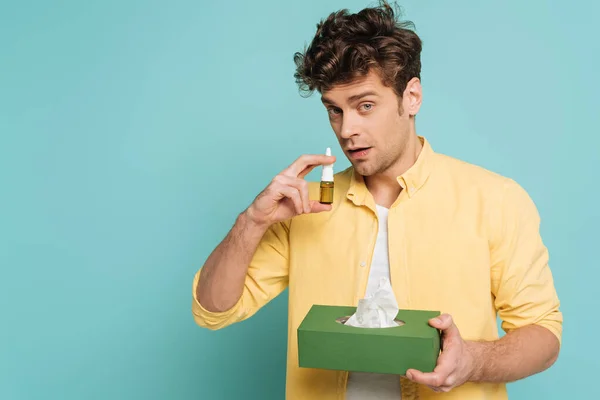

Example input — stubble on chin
[353,161,376,177]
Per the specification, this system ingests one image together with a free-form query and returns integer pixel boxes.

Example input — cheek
[332,124,343,140]
[328,121,340,136]
[373,111,399,139]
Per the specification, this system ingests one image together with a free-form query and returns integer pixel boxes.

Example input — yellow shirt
[191,136,562,400]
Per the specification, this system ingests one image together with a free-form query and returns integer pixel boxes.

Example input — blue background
[1,0,598,398]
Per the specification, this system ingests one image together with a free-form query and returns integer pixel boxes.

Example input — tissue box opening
[336,315,405,327]
[298,305,440,375]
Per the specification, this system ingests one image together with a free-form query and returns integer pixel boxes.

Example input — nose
[339,113,360,139]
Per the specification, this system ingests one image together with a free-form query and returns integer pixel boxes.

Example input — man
[191,1,562,399]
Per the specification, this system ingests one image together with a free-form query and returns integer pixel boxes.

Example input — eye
[361,103,374,111]
[327,107,341,116]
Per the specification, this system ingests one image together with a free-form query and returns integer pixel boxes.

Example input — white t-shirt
[346,205,402,399]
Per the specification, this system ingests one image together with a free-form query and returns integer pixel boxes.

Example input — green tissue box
[297,305,441,375]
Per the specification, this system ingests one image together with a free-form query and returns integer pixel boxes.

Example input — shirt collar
[346,136,435,207]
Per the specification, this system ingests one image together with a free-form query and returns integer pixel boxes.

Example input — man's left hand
[405,314,477,393]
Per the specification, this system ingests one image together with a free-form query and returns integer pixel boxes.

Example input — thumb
[308,200,332,213]
[430,314,460,337]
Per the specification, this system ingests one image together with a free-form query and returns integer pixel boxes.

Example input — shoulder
[434,152,509,186]
[433,151,540,217]
[434,152,532,198]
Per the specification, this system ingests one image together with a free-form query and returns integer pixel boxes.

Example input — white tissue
[344,277,400,328]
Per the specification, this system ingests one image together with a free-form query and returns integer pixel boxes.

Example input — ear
[404,77,422,116]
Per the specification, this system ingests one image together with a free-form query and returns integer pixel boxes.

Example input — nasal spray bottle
[319,148,334,204]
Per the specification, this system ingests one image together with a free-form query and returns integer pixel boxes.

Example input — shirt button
[409,187,416,194]
[360,261,366,267]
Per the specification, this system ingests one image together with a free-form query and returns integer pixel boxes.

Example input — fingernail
[406,371,413,380]
[432,318,441,324]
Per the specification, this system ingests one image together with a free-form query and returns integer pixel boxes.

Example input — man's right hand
[195,153,335,313]
[245,153,336,227]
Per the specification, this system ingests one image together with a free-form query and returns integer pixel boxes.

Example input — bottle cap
[321,147,334,181]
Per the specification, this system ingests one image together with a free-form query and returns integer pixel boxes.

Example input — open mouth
[348,147,371,158]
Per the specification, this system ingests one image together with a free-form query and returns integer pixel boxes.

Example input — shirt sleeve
[490,179,563,345]
[191,219,290,330]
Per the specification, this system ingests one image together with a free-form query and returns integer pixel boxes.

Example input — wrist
[240,207,270,233]
[464,340,485,382]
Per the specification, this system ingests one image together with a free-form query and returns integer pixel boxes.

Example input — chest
[288,200,492,314]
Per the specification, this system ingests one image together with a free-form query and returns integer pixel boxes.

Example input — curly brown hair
[293,0,422,100]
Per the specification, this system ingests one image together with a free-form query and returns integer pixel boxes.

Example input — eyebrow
[321,91,379,106]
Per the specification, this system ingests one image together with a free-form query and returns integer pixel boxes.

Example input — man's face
[320,70,421,177]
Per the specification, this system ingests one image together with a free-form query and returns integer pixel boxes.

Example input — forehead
[320,71,389,104]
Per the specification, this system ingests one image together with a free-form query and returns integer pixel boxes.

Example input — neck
[364,132,423,208]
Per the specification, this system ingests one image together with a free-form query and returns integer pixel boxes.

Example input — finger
[297,164,319,180]
[274,185,304,215]
[406,342,459,387]
[430,382,455,393]
[308,200,332,213]
[440,374,457,390]
[429,314,460,339]
[406,369,448,389]
[274,175,310,213]
[283,154,336,178]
